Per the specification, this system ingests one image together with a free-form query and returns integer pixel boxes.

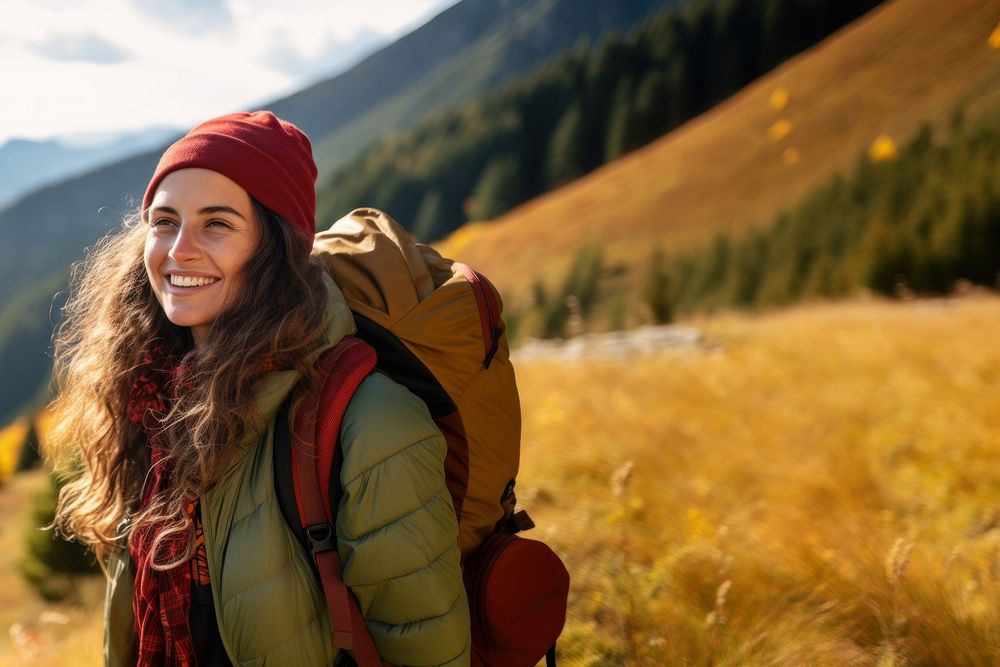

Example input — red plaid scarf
[127,346,198,667]
[126,345,277,666]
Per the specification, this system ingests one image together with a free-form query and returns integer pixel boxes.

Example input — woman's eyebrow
[199,205,247,220]
[150,205,247,220]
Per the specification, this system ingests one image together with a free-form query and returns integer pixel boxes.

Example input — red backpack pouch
[463,533,570,667]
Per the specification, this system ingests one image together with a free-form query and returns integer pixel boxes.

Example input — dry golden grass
[0,405,103,666]
[3,295,998,665]
[436,0,1000,302]
[0,470,103,667]
[516,294,1000,665]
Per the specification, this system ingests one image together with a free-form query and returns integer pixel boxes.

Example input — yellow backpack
[293,208,568,666]
[312,207,523,557]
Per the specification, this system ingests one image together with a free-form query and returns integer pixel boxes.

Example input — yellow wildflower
[606,507,627,525]
[686,507,713,539]
[989,22,1000,49]
[768,119,793,141]
[869,135,899,162]
[769,88,790,110]
[0,416,29,480]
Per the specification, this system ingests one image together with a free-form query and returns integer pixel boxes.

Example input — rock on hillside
[512,325,711,362]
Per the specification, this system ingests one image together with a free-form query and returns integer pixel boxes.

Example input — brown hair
[52,201,326,567]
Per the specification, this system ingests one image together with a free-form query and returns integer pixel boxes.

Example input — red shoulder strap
[290,336,391,667]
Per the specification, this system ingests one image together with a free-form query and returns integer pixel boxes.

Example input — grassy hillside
[436,0,1000,302]
[315,0,884,244]
[2,294,997,664]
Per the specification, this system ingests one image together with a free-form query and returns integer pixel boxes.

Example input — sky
[0,0,459,146]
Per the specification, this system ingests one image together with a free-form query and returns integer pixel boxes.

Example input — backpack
[275,208,570,667]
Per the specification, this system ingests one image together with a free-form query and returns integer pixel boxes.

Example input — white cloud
[262,25,384,79]
[130,0,235,33]
[0,0,458,144]
[32,31,132,64]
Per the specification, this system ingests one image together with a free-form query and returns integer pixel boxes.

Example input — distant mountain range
[0,0,672,423]
[0,127,179,209]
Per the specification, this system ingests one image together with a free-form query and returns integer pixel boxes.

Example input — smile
[169,274,219,287]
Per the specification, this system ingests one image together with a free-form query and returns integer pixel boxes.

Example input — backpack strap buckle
[305,522,337,553]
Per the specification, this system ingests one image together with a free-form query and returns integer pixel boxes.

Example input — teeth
[170,275,218,287]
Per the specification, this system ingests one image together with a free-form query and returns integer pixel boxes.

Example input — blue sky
[0,0,459,145]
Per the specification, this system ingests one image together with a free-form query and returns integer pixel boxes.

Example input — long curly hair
[52,200,327,568]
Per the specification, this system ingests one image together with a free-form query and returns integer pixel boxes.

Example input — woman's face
[144,168,262,346]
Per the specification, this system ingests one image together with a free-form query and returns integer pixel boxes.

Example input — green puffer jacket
[104,275,471,666]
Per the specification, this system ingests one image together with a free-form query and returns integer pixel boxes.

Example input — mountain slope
[310,0,674,179]
[436,0,1000,299]
[313,0,885,244]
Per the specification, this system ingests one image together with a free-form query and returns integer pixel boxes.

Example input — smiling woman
[47,111,470,667]
[144,168,262,345]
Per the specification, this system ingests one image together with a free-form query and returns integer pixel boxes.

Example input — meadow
[1,293,998,665]
[519,293,1000,665]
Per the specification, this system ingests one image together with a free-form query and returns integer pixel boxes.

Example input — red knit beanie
[143,111,317,244]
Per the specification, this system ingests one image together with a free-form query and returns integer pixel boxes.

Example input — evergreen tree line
[7,419,100,603]
[644,107,1000,319]
[18,470,100,602]
[316,0,883,241]
[502,242,607,342]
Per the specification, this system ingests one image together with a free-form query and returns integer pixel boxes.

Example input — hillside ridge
[436,0,1000,299]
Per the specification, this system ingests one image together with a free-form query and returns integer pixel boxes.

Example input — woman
[51,111,471,666]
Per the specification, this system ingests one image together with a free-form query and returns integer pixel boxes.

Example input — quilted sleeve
[336,372,471,667]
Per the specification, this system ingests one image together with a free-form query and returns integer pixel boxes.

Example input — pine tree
[412,190,444,242]
[564,243,604,317]
[540,244,604,338]
[724,233,767,306]
[532,280,548,309]
[19,472,100,602]
[15,419,41,472]
[642,249,673,324]
[545,103,587,188]
[860,217,909,295]
[605,80,639,162]
[469,156,522,220]
[633,70,672,147]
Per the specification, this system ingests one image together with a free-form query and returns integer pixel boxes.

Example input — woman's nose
[168,225,201,262]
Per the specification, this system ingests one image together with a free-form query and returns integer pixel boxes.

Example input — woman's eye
[207,219,231,228]
[151,217,176,227]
